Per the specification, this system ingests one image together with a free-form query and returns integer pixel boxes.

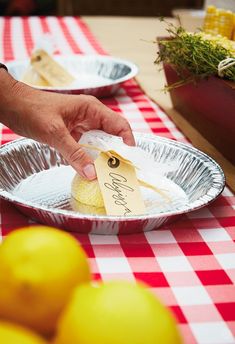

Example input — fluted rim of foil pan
[6,55,138,92]
[0,133,225,222]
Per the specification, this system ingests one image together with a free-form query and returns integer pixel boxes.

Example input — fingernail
[83,164,96,180]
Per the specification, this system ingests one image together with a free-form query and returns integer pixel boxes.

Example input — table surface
[83,16,235,193]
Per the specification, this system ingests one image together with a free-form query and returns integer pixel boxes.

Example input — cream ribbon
[218,57,235,77]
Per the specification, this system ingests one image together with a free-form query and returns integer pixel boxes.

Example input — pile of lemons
[0,225,182,344]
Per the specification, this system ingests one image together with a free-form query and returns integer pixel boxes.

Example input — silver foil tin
[6,55,138,97]
[0,133,225,234]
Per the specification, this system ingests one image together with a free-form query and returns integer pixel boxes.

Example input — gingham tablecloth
[0,17,235,344]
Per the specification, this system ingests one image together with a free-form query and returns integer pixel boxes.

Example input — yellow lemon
[0,226,91,336]
[71,174,104,208]
[70,197,106,216]
[55,281,182,344]
[0,321,47,344]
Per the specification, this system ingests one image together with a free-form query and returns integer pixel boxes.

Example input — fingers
[54,129,96,180]
[63,95,135,147]
[95,104,135,146]
[104,113,135,146]
[120,125,135,146]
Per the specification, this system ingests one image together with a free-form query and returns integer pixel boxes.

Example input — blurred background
[0,0,234,28]
[0,0,204,16]
[1,0,235,18]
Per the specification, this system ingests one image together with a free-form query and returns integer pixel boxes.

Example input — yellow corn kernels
[203,6,234,40]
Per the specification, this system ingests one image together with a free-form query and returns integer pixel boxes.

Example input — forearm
[0,69,22,127]
[0,68,35,131]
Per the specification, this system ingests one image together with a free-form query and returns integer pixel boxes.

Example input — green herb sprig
[155,21,235,90]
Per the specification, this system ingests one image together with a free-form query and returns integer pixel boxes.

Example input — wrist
[0,68,35,128]
[0,68,16,125]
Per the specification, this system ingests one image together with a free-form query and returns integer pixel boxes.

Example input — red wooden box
[163,63,235,164]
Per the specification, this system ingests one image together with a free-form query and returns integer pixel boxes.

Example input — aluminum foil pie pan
[0,133,225,234]
[6,55,138,98]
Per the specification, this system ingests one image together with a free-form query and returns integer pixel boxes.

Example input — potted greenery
[156,23,235,164]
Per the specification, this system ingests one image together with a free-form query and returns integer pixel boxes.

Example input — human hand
[0,72,134,180]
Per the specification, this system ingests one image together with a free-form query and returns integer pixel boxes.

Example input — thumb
[55,131,96,180]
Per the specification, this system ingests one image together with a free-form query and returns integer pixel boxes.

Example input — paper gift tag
[22,67,50,87]
[94,152,146,216]
[30,49,75,87]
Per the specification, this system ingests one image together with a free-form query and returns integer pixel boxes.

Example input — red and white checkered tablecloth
[0,16,235,344]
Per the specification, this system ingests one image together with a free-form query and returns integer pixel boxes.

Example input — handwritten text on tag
[94,152,146,216]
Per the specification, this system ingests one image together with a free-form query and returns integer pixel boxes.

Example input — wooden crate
[163,63,235,164]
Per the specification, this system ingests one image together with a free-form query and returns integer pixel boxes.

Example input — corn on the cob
[198,32,235,56]
[233,13,235,40]
[203,5,234,40]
